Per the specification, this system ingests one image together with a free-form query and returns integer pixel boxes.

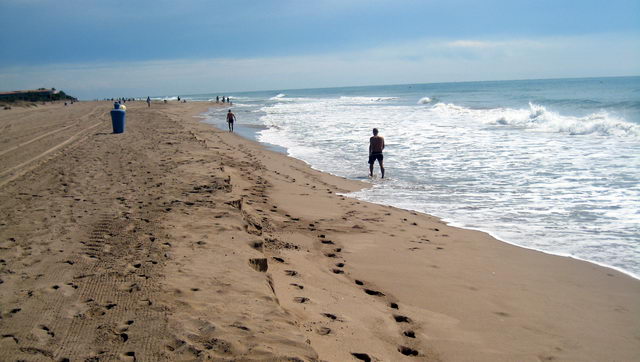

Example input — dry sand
[0,101,638,361]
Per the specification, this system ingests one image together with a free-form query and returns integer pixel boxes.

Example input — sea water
[190,77,640,279]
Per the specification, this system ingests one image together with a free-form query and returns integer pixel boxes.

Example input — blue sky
[1,0,638,99]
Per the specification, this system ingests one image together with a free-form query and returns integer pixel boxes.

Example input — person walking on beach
[226,109,236,132]
[146,96,151,107]
[369,128,385,178]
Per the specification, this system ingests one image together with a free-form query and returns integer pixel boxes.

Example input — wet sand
[0,101,638,361]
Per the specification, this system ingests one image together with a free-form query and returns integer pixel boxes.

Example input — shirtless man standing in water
[226,109,236,132]
[369,128,385,178]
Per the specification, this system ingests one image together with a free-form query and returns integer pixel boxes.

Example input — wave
[266,95,397,105]
[338,96,397,102]
[497,103,639,137]
[270,93,287,100]
[433,102,640,137]
[418,96,433,104]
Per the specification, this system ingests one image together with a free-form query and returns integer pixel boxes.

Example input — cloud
[1,33,638,99]
[447,40,494,48]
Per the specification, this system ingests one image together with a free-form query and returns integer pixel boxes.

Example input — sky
[0,0,638,99]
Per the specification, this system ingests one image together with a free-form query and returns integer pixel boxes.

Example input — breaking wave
[432,102,640,137]
[270,93,287,100]
[492,103,640,137]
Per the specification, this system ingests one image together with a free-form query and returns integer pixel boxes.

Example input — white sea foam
[429,102,640,138]
[152,96,178,101]
[418,96,432,104]
[338,96,398,103]
[249,94,640,278]
[270,93,287,100]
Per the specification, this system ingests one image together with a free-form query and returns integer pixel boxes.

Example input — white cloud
[447,40,493,48]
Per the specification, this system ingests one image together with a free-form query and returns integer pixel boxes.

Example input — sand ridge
[0,101,639,361]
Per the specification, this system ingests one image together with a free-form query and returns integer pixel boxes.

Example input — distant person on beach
[369,128,385,178]
[216,96,219,103]
[226,109,236,132]
[146,96,151,107]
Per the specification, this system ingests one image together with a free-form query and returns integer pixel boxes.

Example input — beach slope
[0,101,638,361]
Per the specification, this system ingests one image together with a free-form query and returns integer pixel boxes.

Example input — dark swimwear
[368,152,383,164]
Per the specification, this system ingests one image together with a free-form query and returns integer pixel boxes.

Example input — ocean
[177,76,640,279]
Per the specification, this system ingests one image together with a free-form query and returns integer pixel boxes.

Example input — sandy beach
[0,101,638,361]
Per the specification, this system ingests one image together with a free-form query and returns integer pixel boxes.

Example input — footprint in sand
[316,327,331,335]
[398,346,420,356]
[393,315,411,323]
[293,297,309,303]
[117,320,134,333]
[2,334,19,344]
[248,258,268,272]
[119,282,141,293]
[8,307,21,316]
[321,313,338,321]
[50,283,78,297]
[364,289,385,297]
[120,351,136,361]
[351,353,372,361]
[32,325,55,343]
[403,330,416,338]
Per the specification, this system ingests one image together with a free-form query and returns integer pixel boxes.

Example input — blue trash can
[110,108,126,133]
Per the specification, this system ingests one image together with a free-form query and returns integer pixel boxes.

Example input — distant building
[0,88,76,102]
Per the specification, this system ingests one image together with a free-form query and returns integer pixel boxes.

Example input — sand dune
[0,101,638,361]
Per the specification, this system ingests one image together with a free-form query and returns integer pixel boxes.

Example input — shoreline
[1,101,638,361]
[201,105,640,282]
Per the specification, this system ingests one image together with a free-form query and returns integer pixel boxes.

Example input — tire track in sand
[0,120,105,188]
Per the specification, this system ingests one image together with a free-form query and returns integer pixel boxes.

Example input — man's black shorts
[368,152,383,164]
